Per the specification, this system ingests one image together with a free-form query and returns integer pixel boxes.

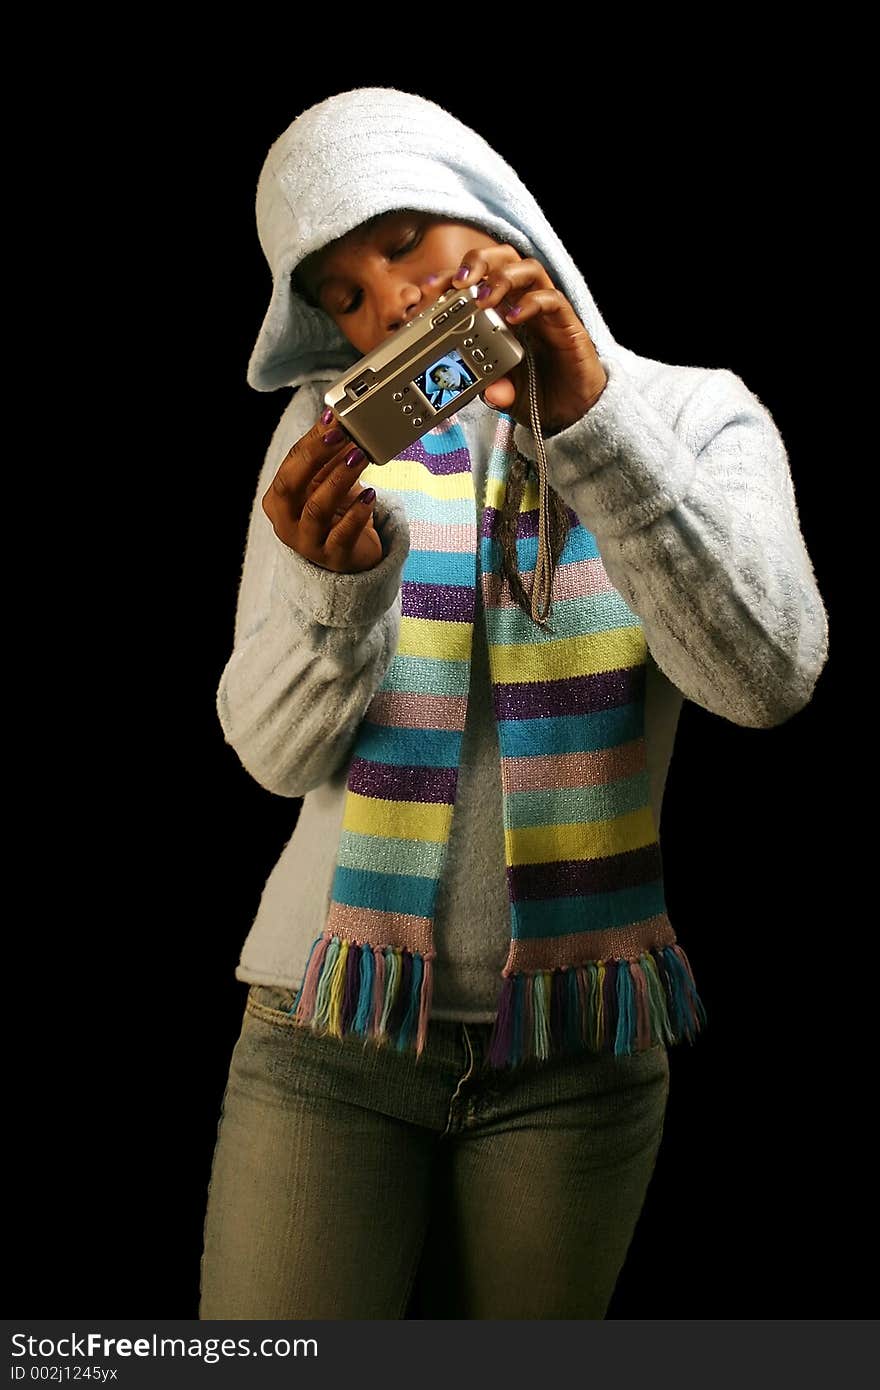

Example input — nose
[379,276,423,336]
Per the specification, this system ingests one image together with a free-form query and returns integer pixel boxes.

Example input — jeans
[198,982,670,1320]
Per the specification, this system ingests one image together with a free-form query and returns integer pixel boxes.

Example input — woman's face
[293,210,502,356]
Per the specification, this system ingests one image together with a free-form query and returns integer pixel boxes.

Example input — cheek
[351,325,378,355]
[332,318,365,352]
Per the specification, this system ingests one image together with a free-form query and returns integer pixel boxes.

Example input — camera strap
[522,339,554,627]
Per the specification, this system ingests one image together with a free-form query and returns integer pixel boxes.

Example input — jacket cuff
[270,492,410,628]
[512,353,698,540]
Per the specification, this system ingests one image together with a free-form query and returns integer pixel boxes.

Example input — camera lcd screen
[414,348,478,409]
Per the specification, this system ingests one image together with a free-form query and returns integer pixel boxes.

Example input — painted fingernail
[345,447,365,467]
[506,306,523,319]
[360,487,376,504]
[323,427,345,445]
[476,281,492,300]
[321,406,334,425]
[455,264,470,282]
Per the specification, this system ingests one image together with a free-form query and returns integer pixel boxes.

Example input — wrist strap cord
[523,338,553,626]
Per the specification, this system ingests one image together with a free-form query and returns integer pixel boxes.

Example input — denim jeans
[198,982,670,1320]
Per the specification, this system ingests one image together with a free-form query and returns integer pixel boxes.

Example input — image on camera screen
[414,349,478,409]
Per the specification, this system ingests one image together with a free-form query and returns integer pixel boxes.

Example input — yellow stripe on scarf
[343,791,453,842]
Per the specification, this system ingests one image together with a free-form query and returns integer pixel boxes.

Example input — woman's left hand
[430,244,609,435]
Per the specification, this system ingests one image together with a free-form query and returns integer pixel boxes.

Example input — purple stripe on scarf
[347,757,458,804]
[399,436,472,476]
[506,843,663,903]
[402,581,475,623]
[494,665,646,721]
[481,502,580,540]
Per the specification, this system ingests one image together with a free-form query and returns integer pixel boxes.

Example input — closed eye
[339,232,422,315]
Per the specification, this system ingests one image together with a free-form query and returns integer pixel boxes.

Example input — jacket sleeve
[215,383,410,797]
[513,354,829,729]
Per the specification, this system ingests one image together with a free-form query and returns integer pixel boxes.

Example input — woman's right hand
[261,415,383,574]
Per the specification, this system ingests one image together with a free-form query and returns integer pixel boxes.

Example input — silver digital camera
[323,282,525,466]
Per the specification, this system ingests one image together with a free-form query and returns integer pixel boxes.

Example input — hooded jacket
[216,87,829,1019]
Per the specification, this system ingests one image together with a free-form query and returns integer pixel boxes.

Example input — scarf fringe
[485,942,707,1070]
[286,933,705,1071]
[288,934,435,1059]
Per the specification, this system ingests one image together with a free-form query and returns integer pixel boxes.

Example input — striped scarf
[289,410,707,1070]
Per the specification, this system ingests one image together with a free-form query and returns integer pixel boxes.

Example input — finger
[325,486,376,552]
[323,477,364,513]
[269,415,356,505]
[450,243,522,289]
[480,377,517,410]
[500,288,585,347]
[306,447,355,499]
[450,252,489,289]
[463,258,550,319]
[421,247,517,306]
[299,446,372,547]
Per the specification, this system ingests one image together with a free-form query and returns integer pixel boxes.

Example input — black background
[14,49,860,1322]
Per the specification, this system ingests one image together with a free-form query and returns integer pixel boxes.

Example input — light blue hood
[247,86,620,393]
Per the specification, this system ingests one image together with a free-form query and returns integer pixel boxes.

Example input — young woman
[198,87,829,1320]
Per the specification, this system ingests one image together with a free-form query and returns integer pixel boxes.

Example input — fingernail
[323,427,345,445]
[321,406,334,425]
[476,282,492,300]
[345,447,365,467]
[455,265,470,282]
[360,487,376,504]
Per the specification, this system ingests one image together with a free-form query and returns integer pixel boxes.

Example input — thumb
[480,377,516,411]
